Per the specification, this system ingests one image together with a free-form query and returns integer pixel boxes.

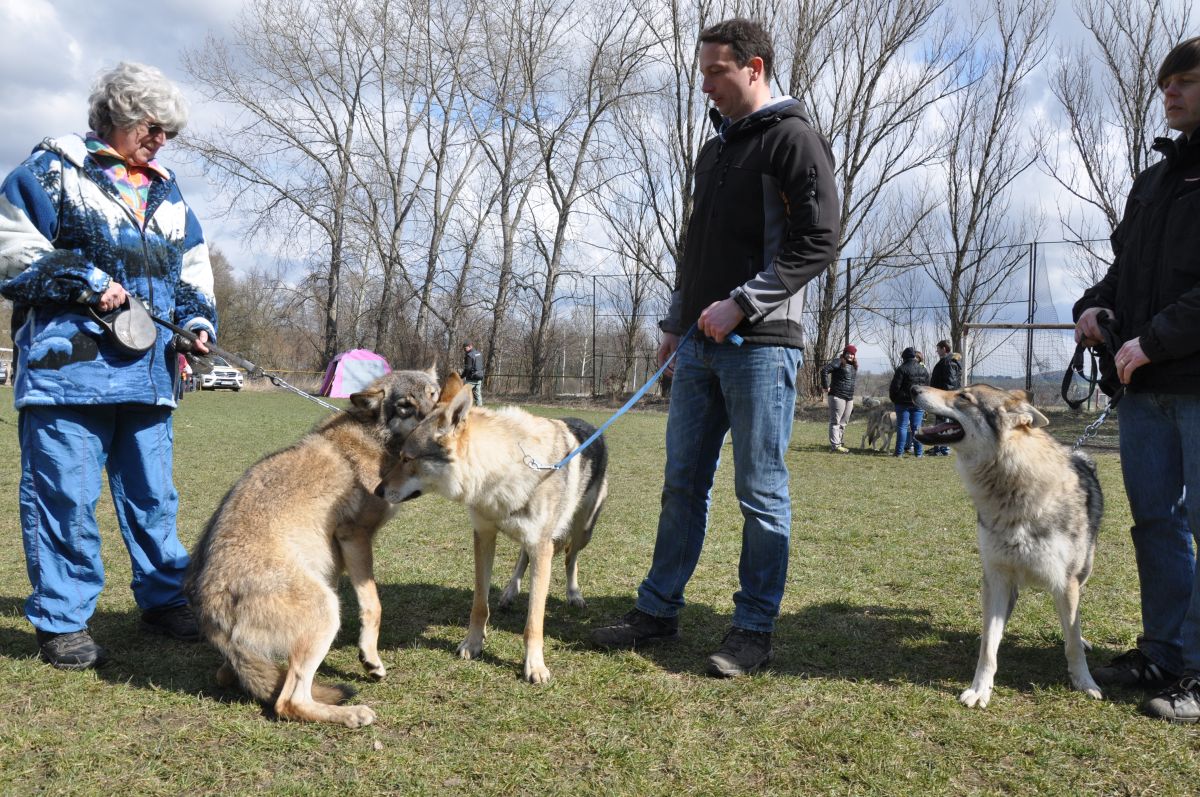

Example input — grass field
[0,389,1193,796]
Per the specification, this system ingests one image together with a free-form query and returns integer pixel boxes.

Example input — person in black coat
[928,340,962,455]
[889,346,930,457]
[820,345,858,452]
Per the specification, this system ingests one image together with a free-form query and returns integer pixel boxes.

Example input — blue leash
[522,325,743,471]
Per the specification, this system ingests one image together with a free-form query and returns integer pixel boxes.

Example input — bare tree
[517,0,655,393]
[923,0,1052,353]
[774,0,969,393]
[346,0,435,354]
[1043,0,1191,287]
[182,0,383,364]
[456,0,545,383]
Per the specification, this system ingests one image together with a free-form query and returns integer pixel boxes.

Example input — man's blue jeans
[1118,391,1200,676]
[635,338,801,633]
[19,404,190,634]
[894,404,925,456]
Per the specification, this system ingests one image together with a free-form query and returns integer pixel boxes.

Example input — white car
[198,356,244,391]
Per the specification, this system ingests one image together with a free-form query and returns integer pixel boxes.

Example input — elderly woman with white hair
[0,62,217,670]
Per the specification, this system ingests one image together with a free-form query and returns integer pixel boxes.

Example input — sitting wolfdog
[375,372,608,685]
[913,384,1104,708]
[185,368,438,728]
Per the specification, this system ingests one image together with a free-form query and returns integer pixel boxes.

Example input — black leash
[1062,310,1125,450]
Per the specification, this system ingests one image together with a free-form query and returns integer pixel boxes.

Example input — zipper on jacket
[77,158,164,402]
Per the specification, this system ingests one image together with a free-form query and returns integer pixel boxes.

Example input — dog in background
[375,372,607,684]
[185,368,439,728]
[860,403,896,451]
[913,384,1104,708]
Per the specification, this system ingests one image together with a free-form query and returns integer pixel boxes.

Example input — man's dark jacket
[1073,133,1200,394]
[820,358,857,400]
[661,98,840,348]
[931,353,961,391]
[462,348,484,382]
[889,347,930,406]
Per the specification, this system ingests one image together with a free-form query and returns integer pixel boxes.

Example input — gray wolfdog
[860,403,896,451]
[184,368,439,728]
[374,372,608,684]
[913,384,1104,708]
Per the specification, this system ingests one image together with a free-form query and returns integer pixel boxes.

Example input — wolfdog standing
[375,372,608,684]
[914,384,1104,708]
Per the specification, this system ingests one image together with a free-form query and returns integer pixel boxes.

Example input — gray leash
[1071,402,1115,452]
[151,314,342,413]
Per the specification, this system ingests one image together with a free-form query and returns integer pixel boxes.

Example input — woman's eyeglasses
[144,122,178,140]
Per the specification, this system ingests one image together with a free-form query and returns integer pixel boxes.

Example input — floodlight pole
[1025,243,1036,394]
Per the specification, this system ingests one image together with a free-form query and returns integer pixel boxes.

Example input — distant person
[820,345,858,453]
[889,347,930,457]
[1073,36,1200,724]
[0,62,217,670]
[461,342,485,406]
[928,339,962,456]
[590,17,839,677]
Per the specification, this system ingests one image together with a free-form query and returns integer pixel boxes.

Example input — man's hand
[191,329,211,355]
[658,332,681,376]
[698,298,746,343]
[1074,307,1112,347]
[1116,338,1149,384]
[96,281,129,314]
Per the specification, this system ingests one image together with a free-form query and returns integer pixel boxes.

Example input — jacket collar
[1152,131,1200,170]
[709,96,806,142]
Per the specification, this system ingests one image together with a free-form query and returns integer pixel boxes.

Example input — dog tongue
[915,421,964,444]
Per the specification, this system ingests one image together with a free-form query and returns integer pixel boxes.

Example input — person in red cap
[820,344,859,453]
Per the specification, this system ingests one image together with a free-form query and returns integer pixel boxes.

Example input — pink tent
[318,349,392,398]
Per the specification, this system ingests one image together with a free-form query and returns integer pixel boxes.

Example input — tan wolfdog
[374,372,608,684]
[184,368,439,728]
[913,384,1104,708]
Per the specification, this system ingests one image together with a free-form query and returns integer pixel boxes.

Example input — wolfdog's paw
[566,591,587,610]
[1072,675,1103,700]
[524,661,552,685]
[215,661,237,688]
[341,705,377,729]
[959,686,992,708]
[358,651,387,680]
[457,637,484,660]
[497,585,518,610]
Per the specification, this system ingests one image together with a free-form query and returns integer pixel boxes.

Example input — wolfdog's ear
[1010,400,1050,429]
[350,385,385,414]
[424,361,438,381]
[434,381,474,436]
[439,372,465,404]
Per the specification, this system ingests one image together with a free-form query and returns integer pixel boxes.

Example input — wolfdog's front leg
[960,571,1015,708]
[459,527,496,660]
[523,538,555,684]
[339,532,386,680]
[1054,579,1102,699]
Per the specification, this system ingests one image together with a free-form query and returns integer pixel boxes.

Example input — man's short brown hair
[699,18,775,82]
[1157,36,1200,89]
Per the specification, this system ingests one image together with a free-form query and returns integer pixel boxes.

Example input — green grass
[0,390,1192,796]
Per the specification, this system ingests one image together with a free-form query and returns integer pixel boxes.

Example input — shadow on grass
[0,589,1143,707]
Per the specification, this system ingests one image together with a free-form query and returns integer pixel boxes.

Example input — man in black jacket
[1073,36,1200,723]
[821,344,858,453]
[928,340,961,456]
[592,18,839,676]
[461,342,484,406]
[889,347,930,457]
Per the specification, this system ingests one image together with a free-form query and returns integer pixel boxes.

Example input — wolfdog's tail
[220,644,352,706]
